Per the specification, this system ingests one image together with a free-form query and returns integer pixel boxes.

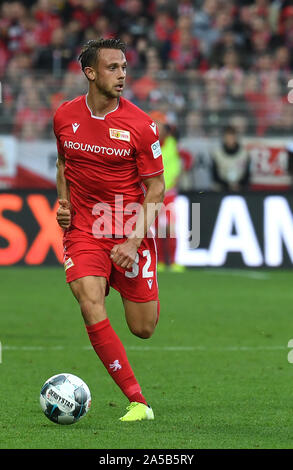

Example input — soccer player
[54,38,165,422]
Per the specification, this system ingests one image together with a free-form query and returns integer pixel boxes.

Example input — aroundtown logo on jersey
[64,140,131,157]
[72,123,80,134]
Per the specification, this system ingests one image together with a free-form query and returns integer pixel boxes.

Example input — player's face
[93,49,127,99]
[223,132,237,148]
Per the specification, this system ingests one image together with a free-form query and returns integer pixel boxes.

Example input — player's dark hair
[78,38,126,71]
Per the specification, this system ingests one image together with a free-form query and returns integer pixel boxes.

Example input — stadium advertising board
[175,192,293,268]
[0,191,63,265]
[0,137,292,191]
[179,137,292,191]
[0,190,293,268]
[0,136,17,186]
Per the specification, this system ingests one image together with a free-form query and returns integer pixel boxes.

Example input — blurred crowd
[1,0,293,140]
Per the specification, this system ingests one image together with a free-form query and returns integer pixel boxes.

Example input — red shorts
[63,229,159,303]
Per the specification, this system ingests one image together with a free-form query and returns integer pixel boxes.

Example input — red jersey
[53,95,164,236]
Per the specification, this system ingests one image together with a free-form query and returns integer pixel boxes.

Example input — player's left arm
[110,173,165,269]
[54,107,72,230]
[56,152,71,229]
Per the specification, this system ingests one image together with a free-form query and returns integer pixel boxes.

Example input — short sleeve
[136,120,164,179]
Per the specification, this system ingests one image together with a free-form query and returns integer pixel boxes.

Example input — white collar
[85,94,120,120]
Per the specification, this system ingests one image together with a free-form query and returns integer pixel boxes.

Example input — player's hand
[110,239,139,270]
[57,199,71,229]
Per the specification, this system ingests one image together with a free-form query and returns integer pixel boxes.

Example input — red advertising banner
[1,190,293,268]
[0,191,63,265]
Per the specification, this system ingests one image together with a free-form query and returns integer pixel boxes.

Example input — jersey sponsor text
[64,140,131,157]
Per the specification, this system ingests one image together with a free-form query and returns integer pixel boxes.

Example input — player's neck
[86,90,119,118]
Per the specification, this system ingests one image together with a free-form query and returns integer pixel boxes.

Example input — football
[40,373,91,425]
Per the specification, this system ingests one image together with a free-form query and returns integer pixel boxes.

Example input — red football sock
[86,318,147,405]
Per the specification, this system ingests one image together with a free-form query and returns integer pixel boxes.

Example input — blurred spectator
[274,45,291,74]
[193,0,219,43]
[277,5,293,49]
[245,72,286,136]
[169,14,209,72]
[202,9,235,56]
[149,77,186,115]
[229,113,253,136]
[152,6,176,66]
[134,36,149,70]
[3,1,28,53]
[34,27,74,76]
[118,0,151,37]
[185,110,205,137]
[0,0,293,150]
[94,16,115,39]
[250,19,275,73]
[234,5,254,51]
[14,87,51,139]
[202,73,228,136]
[64,19,84,50]
[71,0,101,29]
[59,70,86,102]
[149,110,185,273]
[211,125,250,191]
[131,48,161,102]
[169,28,202,71]
[177,0,195,17]
[32,0,62,46]
[203,92,227,136]
[218,49,244,83]
[209,26,247,68]
[266,102,293,137]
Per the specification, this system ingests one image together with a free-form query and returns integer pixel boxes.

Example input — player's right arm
[56,152,71,229]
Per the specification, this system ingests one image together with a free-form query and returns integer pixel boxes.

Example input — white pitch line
[125,345,287,351]
[2,345,287,352]
[203,269,271,280]
[2,346,65,351]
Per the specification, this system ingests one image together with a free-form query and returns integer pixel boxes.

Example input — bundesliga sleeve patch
[64,257,74,271]
[151,140,162,159]
[109,128,131,142]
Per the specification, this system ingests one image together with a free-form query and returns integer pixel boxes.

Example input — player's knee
[130,323,155,339]
[79,298,106,324]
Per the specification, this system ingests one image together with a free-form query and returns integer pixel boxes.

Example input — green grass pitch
[0,267,293,449]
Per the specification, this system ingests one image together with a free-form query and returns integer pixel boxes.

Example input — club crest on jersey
[72,122,80,134]
[109,128,130,142]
